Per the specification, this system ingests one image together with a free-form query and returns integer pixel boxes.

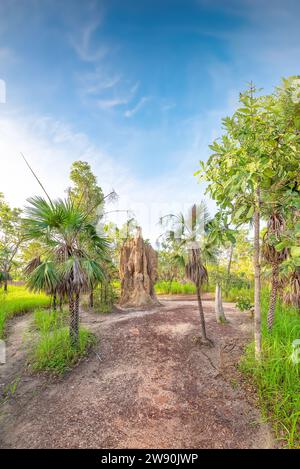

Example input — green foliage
[69,160,104,223]
[0,193,24,286]
[34,308,68,334]
[30,326,96,374]
[155,280,196,295]
[0,286,51,338]
[240,291,300,448]
[235,296,254,312]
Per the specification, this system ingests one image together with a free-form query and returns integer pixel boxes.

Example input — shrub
[236,296,254,312]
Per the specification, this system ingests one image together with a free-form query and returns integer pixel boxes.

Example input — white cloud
[124,96,151,118]
[96,97,129,109]
[95,81,140,110]
[0,110,212,244]
[71,20,108,62]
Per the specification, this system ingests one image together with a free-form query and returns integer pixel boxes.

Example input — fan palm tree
[24,196,109,347]
[160,202,213,344]
[262,211,289,330]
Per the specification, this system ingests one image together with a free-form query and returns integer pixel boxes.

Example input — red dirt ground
[0,296,275,449]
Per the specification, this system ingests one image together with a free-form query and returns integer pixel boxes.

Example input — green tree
[24,196,109,347]
[197,81,299,358]
[205,211,236,323]
[160,203,213,344]
[0,193,23,291]
[68,160,105,224]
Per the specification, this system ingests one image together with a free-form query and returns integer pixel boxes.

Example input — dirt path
[0,298,275,449]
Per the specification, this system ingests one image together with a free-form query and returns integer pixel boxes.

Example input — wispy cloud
[97,97,129,109]
[71,20,108,62]
[95,81,140,110]
[124,96,151,118]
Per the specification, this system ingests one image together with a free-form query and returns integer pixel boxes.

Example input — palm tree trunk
[196,284,208,341]
[89,288,94,309]
[254,189,262,360]
[52,291,57,311]
[267,264,279,331]
[69,293,79,348]
[215,282,226,323]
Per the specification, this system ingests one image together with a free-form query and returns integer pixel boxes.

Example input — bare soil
[0,296,275,449]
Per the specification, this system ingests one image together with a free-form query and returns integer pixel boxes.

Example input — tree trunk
[59,296,63,312]
[52,292,57,311]
[215,282,227,323]
[254,189,262,360]
[89,289,94,309]
[225,243,234,295]
[267,264,279,331]
[3,277,7,292]
[196,284,208,341]
[69,293,79,348]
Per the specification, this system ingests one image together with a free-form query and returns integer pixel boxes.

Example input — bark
[89,289,94,309]
[267,264,279,331]
[225,243,234,294]
[215,282,227,323]
[196,284,208,341]
[254,188,262,360]
[52,292,57,311]
[69,293,79,348]
[119,229,159,307]
[4,278,7,292]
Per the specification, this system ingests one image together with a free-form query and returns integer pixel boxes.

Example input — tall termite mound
[119,229,159,308]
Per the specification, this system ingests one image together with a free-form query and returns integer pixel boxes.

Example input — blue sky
[0,0,300,241]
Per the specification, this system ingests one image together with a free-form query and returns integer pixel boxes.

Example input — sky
[0,0,300,243]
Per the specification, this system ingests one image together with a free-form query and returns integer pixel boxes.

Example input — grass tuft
[30,325,96,375]
[34,308,68,333]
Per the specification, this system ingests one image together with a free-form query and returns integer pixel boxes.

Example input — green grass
[0,286,51,339]
[30,319,96,374]
[240,291,300,448]
[155,280,253,301]
[34,308,68,333]
[155,280,197,295]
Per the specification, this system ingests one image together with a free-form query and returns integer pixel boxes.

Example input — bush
[240,291,300,448]
[223,286,253,303]
[0,286,51,338]
[236,296,254,312]
[30,326,96,374]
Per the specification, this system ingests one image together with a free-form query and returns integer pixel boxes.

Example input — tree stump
[119,229,159,308]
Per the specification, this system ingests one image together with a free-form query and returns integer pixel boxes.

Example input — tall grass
[30,309,95,374]
[155,280,197,295]
[155,280,253,301]
[240,291,300,448]
[31,325,95,374]
[34,308,68,333]
[0,286,51,338]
